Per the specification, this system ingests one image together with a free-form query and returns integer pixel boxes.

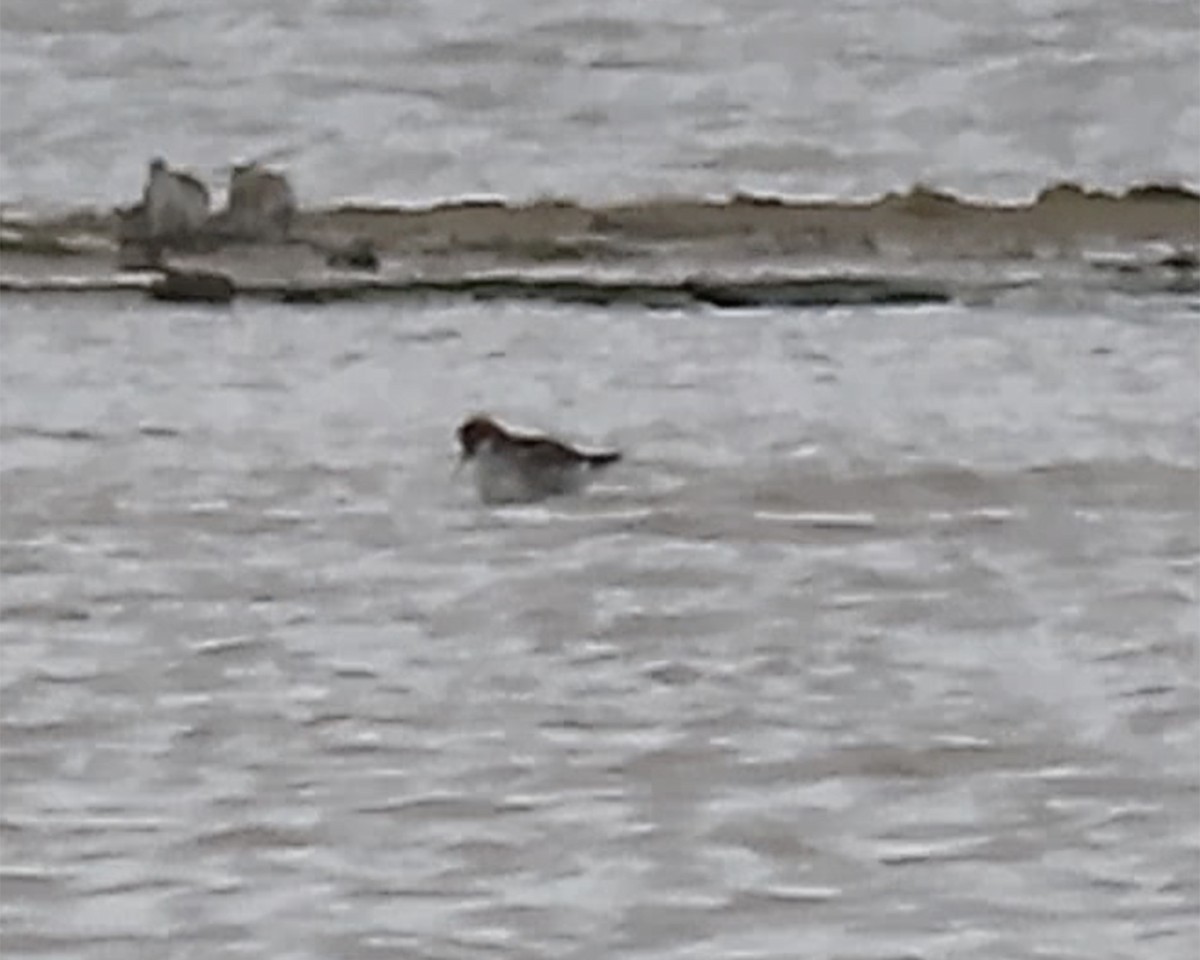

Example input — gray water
[1,291,1198,957]
[3,0,1200,956]
[2,0,1198,210]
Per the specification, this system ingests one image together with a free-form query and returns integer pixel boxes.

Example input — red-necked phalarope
[456,415,621,504]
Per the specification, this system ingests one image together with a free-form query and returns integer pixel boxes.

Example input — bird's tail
[586,451,621,468]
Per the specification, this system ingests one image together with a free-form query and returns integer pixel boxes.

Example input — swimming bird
[456,415,621,504]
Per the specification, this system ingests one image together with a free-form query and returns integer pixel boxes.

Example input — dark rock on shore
[278,287,363,304]
[149,269,235,304]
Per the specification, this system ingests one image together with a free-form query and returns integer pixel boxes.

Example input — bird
[456,415,621,504]
[142,157,210,245]
[212,161,297,242]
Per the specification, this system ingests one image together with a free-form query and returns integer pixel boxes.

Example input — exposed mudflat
[2,184,1197,307]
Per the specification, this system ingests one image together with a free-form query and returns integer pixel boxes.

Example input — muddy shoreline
[2,182,1196,307]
